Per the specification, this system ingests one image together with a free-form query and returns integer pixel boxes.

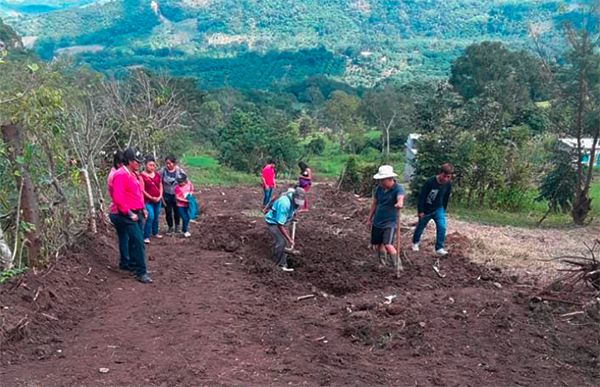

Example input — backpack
[186,193,198,220]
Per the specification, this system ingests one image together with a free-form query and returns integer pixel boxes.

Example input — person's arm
[306,168,312,181]
[113,173,137,220]
[417,180,431,218]
[395,184,405,209]
[140,174,154,201]
[278,224,294,246]
[175,186,188,203]
[395,194,405,209]
[366,197,377,224]
[275,201,294,245]
[158,177,163,202]
[443,184,452,211]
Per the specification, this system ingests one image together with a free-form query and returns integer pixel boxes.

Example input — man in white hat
[366,165,405,266]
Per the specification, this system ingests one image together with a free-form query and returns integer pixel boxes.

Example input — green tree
[536,146,577,224]
[450,41,547,117]
[218,108,300,173]
[324,91,365,152]
[360,85,416,159]
[556,26,600,224]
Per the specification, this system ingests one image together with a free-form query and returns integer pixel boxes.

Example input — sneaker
[412,243,420,251]
[155,234,164,239]
[175,225,181,233]
[279,265,294,272]
[144,238,150,244]
[136,274,153,284]
[166,227,174,234]
[435,248,448,256]
[184,232,191,238]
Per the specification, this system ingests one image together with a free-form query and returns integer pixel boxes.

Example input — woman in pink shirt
[261,159,276,208]
[110,148,152,284]
[140,155,164,243]
[174,173,194,238]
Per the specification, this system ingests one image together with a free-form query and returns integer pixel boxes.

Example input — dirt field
[1,184,599,386]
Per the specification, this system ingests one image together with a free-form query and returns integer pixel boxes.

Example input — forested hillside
[0,0,591,88]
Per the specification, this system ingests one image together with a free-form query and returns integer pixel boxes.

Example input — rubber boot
[388,254,398,268]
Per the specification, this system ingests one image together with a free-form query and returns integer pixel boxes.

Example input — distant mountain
[0,0,591,89]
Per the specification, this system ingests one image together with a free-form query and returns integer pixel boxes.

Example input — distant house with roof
[404,133,421,181]
[559,138,600,167]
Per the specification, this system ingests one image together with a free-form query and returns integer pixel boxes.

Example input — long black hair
[298,161,308,173]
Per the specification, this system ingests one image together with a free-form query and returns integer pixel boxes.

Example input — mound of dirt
[0,232,117,365]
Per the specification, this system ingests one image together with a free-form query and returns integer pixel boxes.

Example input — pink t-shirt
[175,182,194,208]
[112,166,144,214]
[107,167,119,214]
[261,164,275,188]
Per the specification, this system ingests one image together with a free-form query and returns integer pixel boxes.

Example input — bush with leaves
[536,146,577,223]
[337,157,379,196]
[304,136,326,156]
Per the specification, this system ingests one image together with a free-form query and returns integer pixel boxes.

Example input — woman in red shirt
[140,155,163,243]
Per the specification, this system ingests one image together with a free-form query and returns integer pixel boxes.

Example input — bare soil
[1,185,599,386]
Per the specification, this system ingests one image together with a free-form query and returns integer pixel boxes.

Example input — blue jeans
[143,201,162,239]
[412,207,447,250]
[178,206,190,233]
[109,212,147,276]
[263,188,273,207]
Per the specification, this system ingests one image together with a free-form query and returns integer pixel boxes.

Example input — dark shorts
[371,225,396,246]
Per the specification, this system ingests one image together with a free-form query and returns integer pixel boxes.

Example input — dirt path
[1,185,599,386]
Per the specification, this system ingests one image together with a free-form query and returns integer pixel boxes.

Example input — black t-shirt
[417,176,452,214]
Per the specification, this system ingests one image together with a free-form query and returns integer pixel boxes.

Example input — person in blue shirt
[412,163,454,256]
[366,165,405,267]
[264,187,306,272]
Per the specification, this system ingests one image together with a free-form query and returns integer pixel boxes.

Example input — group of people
[262,159,454,272]
[106,148,195,283]
[366,162,453,269]
[106,149,453,279]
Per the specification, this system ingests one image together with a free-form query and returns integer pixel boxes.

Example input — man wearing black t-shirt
[411,163,454,256]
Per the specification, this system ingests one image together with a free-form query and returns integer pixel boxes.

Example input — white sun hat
[373,165,398,180]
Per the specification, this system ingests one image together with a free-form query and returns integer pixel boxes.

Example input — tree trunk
[81,167,97,233]
[0,226,13,270]
[572,128,600,225]
[1,123,42,268]
[383,112,397,161]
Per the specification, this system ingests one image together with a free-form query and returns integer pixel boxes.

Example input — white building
[559,138,600,166]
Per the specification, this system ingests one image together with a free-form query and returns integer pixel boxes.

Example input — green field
[182,150,257,187]
[450,184,600,228]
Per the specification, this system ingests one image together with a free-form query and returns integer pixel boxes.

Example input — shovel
[432,258,446,278]
[284,220,301,255]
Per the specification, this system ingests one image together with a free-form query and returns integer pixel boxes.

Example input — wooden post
[396,208,403,275]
